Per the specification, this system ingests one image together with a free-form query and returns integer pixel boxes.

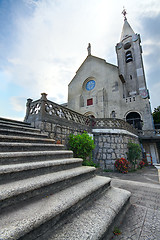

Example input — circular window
[117,42,122,50]
[124,42,131,50]
[86,80,95,91]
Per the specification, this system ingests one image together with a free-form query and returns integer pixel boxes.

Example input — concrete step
[0,117,131,240]
[0,150,73,164]
[0,128,48,138]
[39,187,131,240]
[0,134,55,143]
[0,122,41,133]
[0,166,96,211]
[0,158,83,183]
[0,176,112,240]
[0,117,31,127]
[0,142,65,152]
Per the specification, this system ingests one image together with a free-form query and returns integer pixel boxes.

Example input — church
[67,12,154,131]
[23,11,160,166]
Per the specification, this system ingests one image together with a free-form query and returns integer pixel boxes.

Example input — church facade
[67,17,154,131]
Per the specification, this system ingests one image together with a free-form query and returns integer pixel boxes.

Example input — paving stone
[139,208,160,240]
[97,167,160,240]
[112,205,146,240]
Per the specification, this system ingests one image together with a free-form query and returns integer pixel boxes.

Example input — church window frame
[124,42,131,50]
[87,98,93,106]
[82,77,96,92]
[125,51,133,63]
[125,111,143,130]
[111,111,116,118]
[86,80,95,91]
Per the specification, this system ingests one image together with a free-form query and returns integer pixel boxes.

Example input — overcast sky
[0,0,160,120]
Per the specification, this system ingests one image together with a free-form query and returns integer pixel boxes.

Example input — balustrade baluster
[24,98,33,122]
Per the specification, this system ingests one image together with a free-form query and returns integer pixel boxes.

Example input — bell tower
[116,9,148,99]
[115,9,154,130]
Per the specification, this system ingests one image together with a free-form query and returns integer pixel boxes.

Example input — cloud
[0,0,160,120]
[10,96,26,112]
[0,70,12,90]
[8,0,95,102]
[8,58,22,65]
[140,14,160,80]
[150,81,160,109]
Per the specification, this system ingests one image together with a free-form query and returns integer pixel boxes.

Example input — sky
[0,0,160,121]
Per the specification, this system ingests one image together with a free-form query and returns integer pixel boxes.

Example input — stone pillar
[40,93,48,121]
[24,98,33,122]
[155,165,160,183]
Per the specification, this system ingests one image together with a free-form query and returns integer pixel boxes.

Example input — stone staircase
[0,117,131,240]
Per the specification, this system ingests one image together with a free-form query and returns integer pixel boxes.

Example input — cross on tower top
[122,7,127,20]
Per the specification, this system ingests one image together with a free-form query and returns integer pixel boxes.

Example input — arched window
[111,111,116,118]
[126,112,142,130]
[125,51,133,63]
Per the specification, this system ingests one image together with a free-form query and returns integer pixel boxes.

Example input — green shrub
[68,132,95,162]
[127,142,141,170]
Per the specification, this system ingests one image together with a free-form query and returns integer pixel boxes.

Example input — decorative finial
[87,43,91,56]
[122,7,127,20]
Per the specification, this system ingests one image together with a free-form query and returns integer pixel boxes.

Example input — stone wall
[30,120,89,145]
[93,130,139,170]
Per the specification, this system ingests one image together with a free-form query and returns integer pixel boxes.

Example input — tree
[127,142,141,170]
[152,106,160,126]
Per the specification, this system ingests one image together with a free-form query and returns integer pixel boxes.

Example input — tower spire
[120,9,135,41]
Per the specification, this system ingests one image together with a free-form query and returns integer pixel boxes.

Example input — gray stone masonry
[0,117,131,239]
[93,133,139,170]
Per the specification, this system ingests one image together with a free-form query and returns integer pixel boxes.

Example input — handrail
[92,118,138,135]
[24,93,144,136]
[138,129,160,137]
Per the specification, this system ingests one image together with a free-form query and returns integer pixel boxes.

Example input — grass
[82,160,99,168]
[113,227,122,235]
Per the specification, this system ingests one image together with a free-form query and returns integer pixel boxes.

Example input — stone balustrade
[24,93,160,141]
[24,93,160,168]
[24,93,139,141]
[24,93,91,142]
[138,129,160,137]
[91,118,138,135]
[24,93,90,127]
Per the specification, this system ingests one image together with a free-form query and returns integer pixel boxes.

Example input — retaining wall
[93,129,139,170]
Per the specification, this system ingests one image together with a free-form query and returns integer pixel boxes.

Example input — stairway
[0,117,131,240]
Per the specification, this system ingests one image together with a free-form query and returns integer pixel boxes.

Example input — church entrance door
[126,112,142,130]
